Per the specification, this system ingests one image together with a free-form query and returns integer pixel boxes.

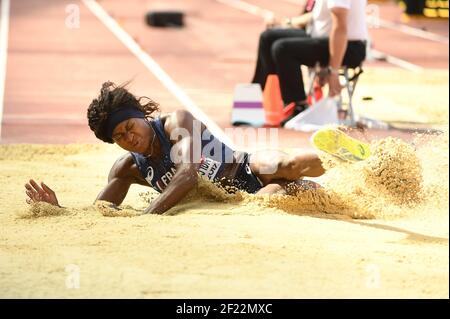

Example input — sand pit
[354,68,449,128]
[0,129,448,298]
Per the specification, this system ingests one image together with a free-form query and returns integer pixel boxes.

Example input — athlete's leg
[249,150,325,185]
[255,179,321,195]
[255,183,286,195]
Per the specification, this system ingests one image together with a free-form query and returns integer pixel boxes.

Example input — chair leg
[307,68,317,105]
[308,66,363,127]
[344,68,355,126]
[343,67,363,127]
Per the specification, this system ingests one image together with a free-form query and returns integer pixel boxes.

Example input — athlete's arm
[143,110,201,215]
[95,153,146,206]
[25,153,145,208]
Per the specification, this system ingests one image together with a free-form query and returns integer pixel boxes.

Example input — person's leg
[271,38,367,105]
[271,37,329,105]
[249,150,325,185]
[255,179,321,195]
[275,152,325,180]
[251,28,308,89]
[255,183,286,195]
[342,40,367,68]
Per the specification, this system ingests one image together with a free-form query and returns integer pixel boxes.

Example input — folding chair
[309,63,392,129]
[307,64,364,127]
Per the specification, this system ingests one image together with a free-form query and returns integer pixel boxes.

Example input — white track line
[217,0,424,72]
[370,49,423,73]
[378,18,448,45]
[82,0,236,148]
[0,0,10,140]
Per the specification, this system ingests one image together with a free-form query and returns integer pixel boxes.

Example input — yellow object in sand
[311,127,371,162]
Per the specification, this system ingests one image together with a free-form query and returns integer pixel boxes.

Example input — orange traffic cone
[262,75,295,127]
[307,81,323,106]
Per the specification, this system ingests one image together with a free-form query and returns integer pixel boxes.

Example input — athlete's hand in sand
[25,179,60,207]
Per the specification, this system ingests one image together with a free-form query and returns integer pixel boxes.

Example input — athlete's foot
[310,127,371,162]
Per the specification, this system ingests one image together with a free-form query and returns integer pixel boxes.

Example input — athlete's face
[112,118,152,154]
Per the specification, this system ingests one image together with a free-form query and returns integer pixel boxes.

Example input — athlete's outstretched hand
[25,179,60,207]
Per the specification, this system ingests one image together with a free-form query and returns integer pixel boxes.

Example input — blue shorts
[229,153,264,194]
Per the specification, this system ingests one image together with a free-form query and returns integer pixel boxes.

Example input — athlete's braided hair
[87,81,159,143]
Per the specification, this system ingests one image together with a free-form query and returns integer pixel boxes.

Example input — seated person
[251,0,368,125]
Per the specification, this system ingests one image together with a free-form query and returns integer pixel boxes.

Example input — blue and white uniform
[130,117,264,194]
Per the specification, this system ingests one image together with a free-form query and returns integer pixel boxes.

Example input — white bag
[284,97,340,132]
[231,83,266,127]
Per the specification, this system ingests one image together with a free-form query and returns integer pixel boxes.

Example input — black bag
[403,0,425,15]
[145,11,184,27]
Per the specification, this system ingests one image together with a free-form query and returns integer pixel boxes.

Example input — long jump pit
[0,0,449,299]
[0,118,448,298]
